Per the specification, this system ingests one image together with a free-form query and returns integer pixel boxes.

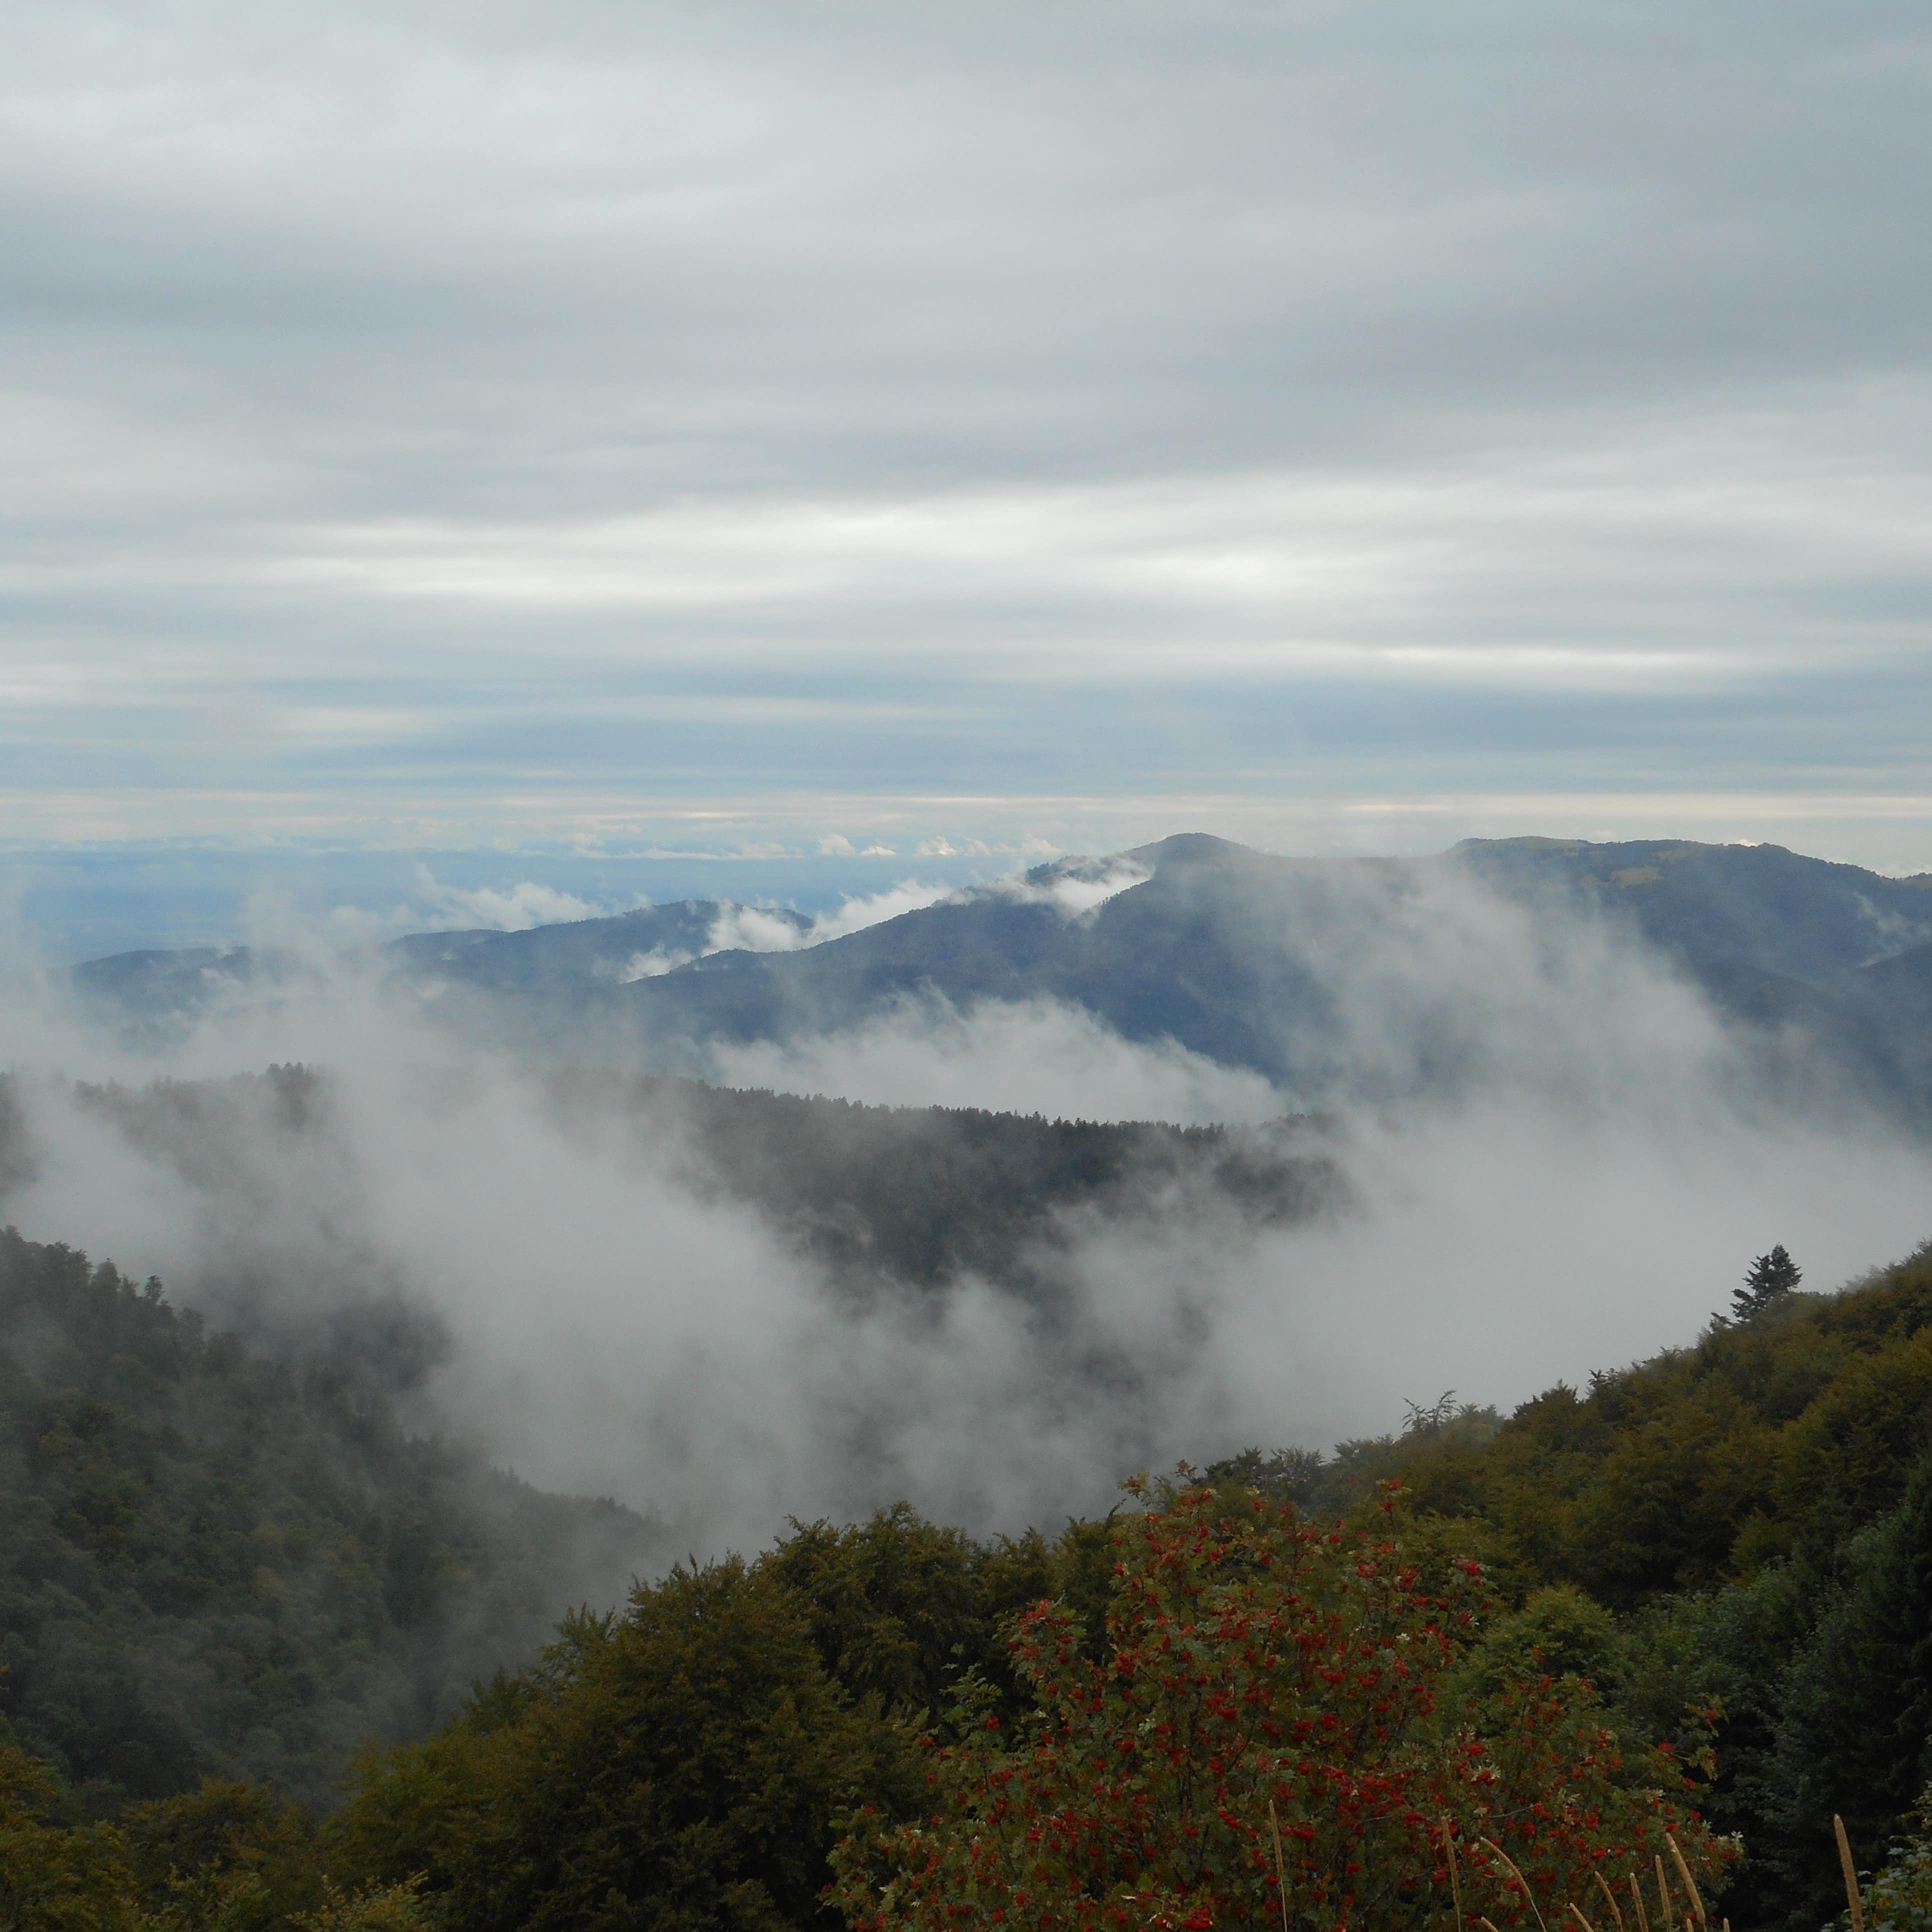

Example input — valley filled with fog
[6,834,1929,1564]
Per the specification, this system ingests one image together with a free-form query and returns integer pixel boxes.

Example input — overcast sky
[5,2,1932,873]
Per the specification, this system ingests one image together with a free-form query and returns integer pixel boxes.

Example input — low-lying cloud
[694,858,1153,972]
[704,880,963,956]
[3,860,1929,1566]
[244,868,963,978]
[712,994,1278,1126]
[324,866,618,944]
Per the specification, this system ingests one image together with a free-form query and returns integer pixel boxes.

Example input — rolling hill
[64,834,1932,1119]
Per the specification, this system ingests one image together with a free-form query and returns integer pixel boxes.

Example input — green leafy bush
[832,1482,1730,1932]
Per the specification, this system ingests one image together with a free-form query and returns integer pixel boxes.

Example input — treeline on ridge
[578,1070,1346,1289]
[2,1065,1346,1319]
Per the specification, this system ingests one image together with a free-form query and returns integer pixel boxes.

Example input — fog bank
[2,866,1928,1556]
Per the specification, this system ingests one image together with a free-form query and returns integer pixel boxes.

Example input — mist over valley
[10,830,1931,1555]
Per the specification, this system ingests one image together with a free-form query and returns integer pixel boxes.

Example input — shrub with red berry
[830,1480,1731,1932]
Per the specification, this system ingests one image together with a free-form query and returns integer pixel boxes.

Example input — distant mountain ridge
[606,833,1932,1110]
[65,834,1932,1120]
[1452,834,1932,984]
[70,899,794,1012]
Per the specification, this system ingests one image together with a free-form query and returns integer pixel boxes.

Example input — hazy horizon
[14,822,1932,966]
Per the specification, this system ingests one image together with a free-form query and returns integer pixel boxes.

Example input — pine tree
[1758,1446,1932,1930]
[1732,1243,1802,1320]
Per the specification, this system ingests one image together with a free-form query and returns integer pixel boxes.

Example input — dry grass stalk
[1834,1815,1864,1932]
[1268,1799,1291,1932]
[1479,1919,1506,1932]
[1443,1822,1465,1932]
[1628,1872,1651,1932]
[1593,1871,1625,1932]
[1654,1854,1673,1930]
[1666,1834,1708,1931]
[1568,1905,1598,1932]
[1478,1838,1550,1932]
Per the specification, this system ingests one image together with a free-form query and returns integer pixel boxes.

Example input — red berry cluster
[832,1482,1732,1932]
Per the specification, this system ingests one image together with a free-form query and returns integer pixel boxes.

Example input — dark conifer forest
[0,1229,644,1811]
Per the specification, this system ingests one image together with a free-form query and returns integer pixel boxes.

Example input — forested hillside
[10,1225,1932,1930]
[0,1230,646,1812]
[577,1070,1342,1291]
[1216,1237,1932,1928]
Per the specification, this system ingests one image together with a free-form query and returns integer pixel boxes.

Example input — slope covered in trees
[1214,1238,1932,1928]
[10,1223,1932,1930]
[0,1228,646,1812]
[580,1070,1342,1292]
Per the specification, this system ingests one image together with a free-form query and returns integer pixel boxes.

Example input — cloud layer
[2,4,1930,866]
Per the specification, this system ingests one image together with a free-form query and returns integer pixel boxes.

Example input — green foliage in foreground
[324,1560,891,1930]
[1831,1792,1932,1932]
[1212,1237,1932,1930]
[832,1484,1729,1932]
[7,1492,1734,1932]
[0,1507,1114,1931]
[12,1230,1932,1931]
